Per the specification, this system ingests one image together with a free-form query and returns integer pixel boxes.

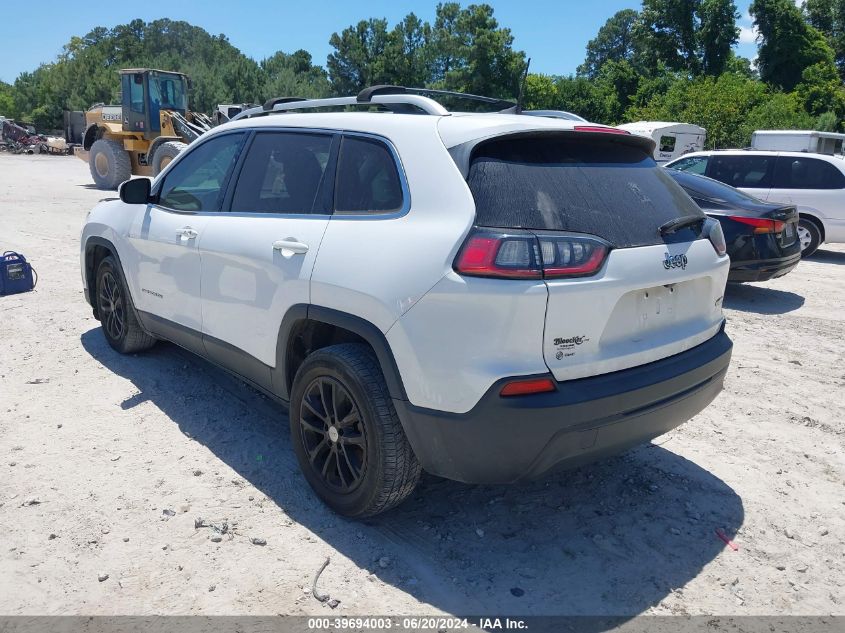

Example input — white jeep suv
[666,149,845,257]
[81,87,733,517]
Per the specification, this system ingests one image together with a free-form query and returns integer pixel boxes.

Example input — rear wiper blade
[659,215,705,236]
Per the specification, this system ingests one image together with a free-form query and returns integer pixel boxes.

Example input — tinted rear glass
[467,136,703,248]
[668,169,763,205]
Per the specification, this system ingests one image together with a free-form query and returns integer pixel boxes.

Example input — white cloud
[739,25,759,44]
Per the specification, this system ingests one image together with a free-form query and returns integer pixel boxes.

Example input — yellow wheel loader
[75,69,214,189]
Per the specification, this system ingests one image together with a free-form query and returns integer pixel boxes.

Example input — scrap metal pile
[0,119,68,155]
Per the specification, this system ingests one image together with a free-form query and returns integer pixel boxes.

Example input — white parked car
[666,149,845,257]
[81,87,733,517]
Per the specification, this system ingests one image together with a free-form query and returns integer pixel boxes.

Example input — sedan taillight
[729,216,785,234]
[454,228,610,280]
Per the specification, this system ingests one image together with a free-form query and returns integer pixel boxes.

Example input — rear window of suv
[466,135,703,248]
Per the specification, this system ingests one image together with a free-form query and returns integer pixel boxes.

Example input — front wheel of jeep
[95,256,156,354]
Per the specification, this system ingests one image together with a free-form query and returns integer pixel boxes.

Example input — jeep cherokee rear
[81,90,732,517]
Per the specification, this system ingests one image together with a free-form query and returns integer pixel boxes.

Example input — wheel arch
[798,211,826,242]
[83,236,132,320]
[82,124,103,151]
[274,305,408,403]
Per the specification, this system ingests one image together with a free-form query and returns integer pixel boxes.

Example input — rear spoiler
[446,127,657,179]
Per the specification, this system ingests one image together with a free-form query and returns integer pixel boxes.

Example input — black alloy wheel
[298,376,367,493]
[98,270,126,341]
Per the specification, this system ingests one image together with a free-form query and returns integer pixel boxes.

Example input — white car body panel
[197,212,329,366]
[542,240,727,382]
[386,275,549,414]
[125,206,207,331]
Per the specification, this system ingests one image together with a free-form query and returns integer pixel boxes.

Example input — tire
[797,217,822,258]
[289,343,421,518]
[89,138,131,190]
[151,141,186,176]
[95,256,156,354]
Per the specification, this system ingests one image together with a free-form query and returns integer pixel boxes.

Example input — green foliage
[751,0,837,90]
[0,80,17,117]
[263,50,331,100]
[578,10,641,78]
[325,3,525,99]
[699,0,742,75]
[634,0,739,76]
[796,61,845,116]
[816,110,840,130]
[627,73,816,146]
[803,0,845,77]
[523,73,559,110]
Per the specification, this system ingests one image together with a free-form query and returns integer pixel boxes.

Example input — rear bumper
[728,252,801,282]
[394,328,732,484]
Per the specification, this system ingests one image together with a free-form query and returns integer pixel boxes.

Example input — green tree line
[2,0,844,149]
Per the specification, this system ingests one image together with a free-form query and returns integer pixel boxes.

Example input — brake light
[573,125,630,135]
[729,216,785,234]
[454,228,609,280]
[500,377,556,397]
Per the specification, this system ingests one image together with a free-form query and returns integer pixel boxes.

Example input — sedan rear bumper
[728,252,801,282]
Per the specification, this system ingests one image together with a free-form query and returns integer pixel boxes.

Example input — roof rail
[231,84,518,121]
[232,91,449,121]
[263,97,307,111]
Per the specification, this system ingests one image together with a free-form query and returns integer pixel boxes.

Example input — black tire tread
[89,138,131,190]
[295,343,421,517]
[798,217,822,258]
[152,141,187,175]
[97,256,156,354]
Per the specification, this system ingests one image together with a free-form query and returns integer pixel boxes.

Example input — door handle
[273,239,309,255]
[177,227,198,240]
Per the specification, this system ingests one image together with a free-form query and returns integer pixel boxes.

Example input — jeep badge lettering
[663,253,688,270]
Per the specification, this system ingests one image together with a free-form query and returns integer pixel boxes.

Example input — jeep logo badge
[663,253,688,270]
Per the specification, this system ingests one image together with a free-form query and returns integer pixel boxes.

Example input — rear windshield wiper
[659,215,705,236]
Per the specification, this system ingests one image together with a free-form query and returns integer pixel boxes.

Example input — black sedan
[666,169,801,282]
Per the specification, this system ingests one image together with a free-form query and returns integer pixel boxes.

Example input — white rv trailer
[751,130,845,155]
[617,121,707,163]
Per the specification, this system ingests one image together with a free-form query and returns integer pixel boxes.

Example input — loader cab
[120,69,188,139]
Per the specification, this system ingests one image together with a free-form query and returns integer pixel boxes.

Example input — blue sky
[0,0,762,84]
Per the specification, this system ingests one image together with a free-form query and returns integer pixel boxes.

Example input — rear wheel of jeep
[289,343,421,517]
[96,256,156,354]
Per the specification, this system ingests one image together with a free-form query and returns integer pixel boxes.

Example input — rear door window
[466,135,703,248]
[668,155,709,175]
[773,156,845,189]
[230,132,333,214]
[334,136,404,214]
[708,155,774,189]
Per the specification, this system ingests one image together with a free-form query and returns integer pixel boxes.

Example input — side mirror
[118,177,152,204]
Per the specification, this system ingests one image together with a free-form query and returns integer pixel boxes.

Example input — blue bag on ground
[0,251,37,296]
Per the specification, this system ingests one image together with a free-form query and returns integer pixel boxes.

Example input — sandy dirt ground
[0,153,843,618]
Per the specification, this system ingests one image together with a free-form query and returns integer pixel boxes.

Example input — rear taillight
[703,218,727,256]
[454,228,610,280]
[500,377,556,397]
[729,216,785,234]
